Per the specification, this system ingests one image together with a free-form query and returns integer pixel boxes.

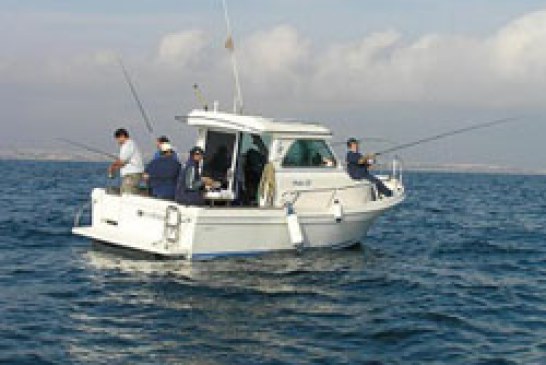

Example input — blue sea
[1,160,545,365]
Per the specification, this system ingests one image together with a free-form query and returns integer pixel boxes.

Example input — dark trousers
[362,172,392,197]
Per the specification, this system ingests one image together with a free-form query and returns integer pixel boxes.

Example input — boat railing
[382,155,404,191]
[280,182,372,208]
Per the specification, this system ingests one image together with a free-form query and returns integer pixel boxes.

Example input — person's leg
[376,179,392,197]
[120,174,142,194]
[364,173,392,197]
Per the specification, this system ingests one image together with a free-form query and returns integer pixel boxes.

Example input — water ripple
[1,163,546,364]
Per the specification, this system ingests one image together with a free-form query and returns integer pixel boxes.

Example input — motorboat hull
[73,187,404,260]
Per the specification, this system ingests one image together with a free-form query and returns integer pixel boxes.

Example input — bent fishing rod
[117,56,155,139]
[374,116,519,157]
[332,137,398,146]
[57,138,118,160]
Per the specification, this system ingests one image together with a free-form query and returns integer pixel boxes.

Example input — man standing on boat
[175,146,215,206]
[108,128,144,194]
[152,135,178,161]
[144,142,181,200]
[346,138,392,197]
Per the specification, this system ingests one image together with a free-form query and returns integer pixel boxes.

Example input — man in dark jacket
[175,146,213,206]
[346,138,392,197]
[144,142,181,200]
[153,136,179,161]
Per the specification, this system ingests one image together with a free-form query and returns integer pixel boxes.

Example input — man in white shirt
[108,128,144,194]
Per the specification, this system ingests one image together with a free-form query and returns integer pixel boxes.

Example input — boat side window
[282,139,337,168]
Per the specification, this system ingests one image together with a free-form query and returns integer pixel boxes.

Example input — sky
[1,0,546,169]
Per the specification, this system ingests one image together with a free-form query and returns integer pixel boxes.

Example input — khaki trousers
[121,173,143,195]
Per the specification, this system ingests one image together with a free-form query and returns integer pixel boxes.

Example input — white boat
[72,107,405,260]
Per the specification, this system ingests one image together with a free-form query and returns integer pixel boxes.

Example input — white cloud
[3,8,546,116]
[493,9,546,80]
[241,25,309,75]
[156,30,207,67]
[302,8,546,107]
[93,50,118,66]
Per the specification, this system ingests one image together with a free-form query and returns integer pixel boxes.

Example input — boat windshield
[282,139,336,168]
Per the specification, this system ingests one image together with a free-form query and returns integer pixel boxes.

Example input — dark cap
[347,137,359,147]
[189,146,204,155]
[157,135,170,143]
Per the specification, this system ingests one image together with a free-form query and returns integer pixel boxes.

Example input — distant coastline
[1,149,545,176]
[0,149,110,163]
[397,163,546,176]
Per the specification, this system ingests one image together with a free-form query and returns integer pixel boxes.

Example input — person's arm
[108,142,132,173]
[108,159,126,174]
[143,162,155,181]
[358,153,376,167]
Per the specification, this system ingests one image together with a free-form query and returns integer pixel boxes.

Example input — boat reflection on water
[67,242,383,363]
[83,240,380,284]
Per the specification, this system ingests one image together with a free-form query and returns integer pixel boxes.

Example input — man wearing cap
[346,138,392,198]
[108,128,145,194]
[153,136,179,161]
[144,142,181,200]
[175,146,214,206]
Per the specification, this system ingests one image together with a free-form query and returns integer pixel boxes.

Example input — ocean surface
[0,160,545,365]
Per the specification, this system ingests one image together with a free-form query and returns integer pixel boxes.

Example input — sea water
[0,160,545,364]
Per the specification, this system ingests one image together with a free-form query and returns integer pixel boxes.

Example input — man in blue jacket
[153,136,179,161]
[144,142,181,200]
[346,138,392,198]
[175,146,214,206]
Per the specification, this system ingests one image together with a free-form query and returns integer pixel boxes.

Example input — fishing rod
[117,57,155,138]
[332,137,398,147]
[57,138,118,160]
[374,116,519,156]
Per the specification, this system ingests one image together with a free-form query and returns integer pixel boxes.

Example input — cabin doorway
[202,130,237,190]
[237,133,270,205]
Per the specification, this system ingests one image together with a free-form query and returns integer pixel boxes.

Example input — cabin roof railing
[175,110,333,139]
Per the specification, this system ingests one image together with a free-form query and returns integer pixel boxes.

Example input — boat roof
[176,110,332,139]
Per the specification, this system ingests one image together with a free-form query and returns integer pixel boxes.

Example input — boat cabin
[176,109,356,208]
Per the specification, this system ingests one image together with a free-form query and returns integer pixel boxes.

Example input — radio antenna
[193,83,209,111]
[221,0,244,114]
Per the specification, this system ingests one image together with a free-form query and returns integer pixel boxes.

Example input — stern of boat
[72,188,198,258]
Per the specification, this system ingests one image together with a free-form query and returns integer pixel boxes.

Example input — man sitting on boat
[108,128,144,194]
[346,138,392,198]
[144,142,181,200]
[175,146,216,206]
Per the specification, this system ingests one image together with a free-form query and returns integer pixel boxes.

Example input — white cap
[160,142,173,152]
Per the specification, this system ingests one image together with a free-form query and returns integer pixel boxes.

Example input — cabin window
[202,130,237,186]
[282,139,336,168]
